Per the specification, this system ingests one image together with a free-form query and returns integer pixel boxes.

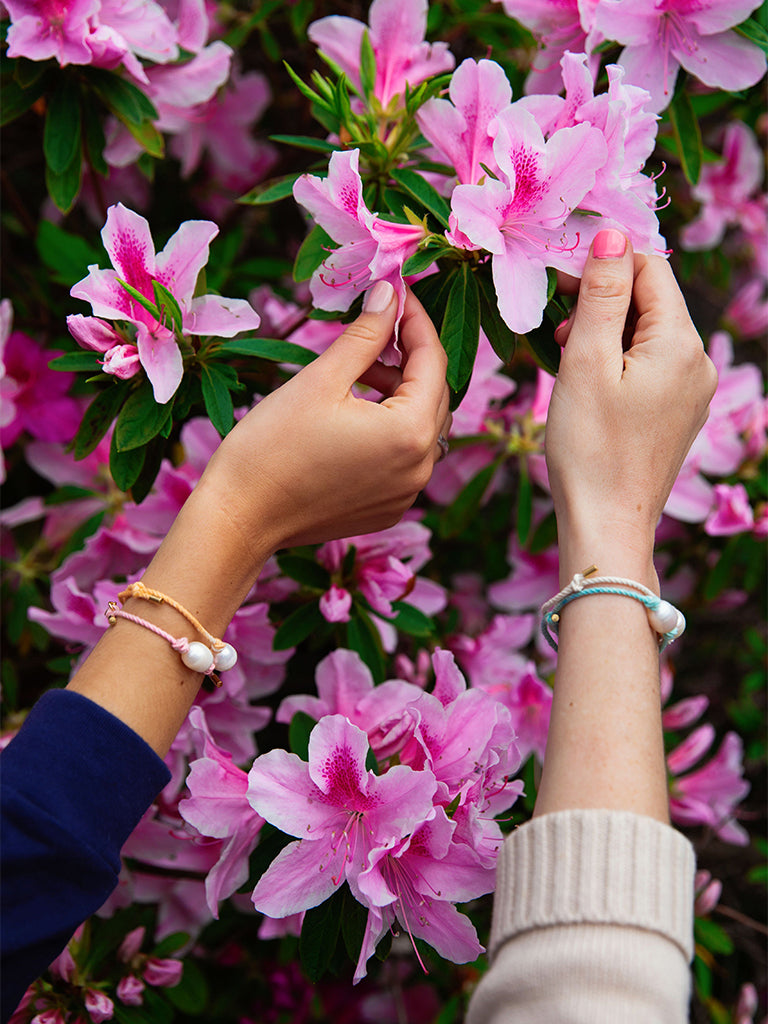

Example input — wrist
[555,516,658,593]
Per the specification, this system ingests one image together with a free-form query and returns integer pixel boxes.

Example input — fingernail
[363,280,395,314]
[593,228,627,259]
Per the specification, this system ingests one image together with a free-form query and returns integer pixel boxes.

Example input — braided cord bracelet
[540,566,686,653]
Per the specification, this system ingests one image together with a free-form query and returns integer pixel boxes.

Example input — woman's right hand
[545,229,718,587]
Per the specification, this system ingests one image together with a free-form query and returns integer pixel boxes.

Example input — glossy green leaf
[735,16,768,53]
[201,363,235,438]
[43,77,81,174]
[165,960,208,1015]
[390,167,451,228]
[274,601,324,650]
[153,280,183,333]
[218,336,318,366]
[477,270,516,364]
[294,224,334,283]
[116,278,161,321]
[359,29,377,99]
[268,134,337,153]
[130,437,165,504]
[119,114,164,158]
[389,601,434,637]
[289,711,316,761]
[86,67,157,124]
[402,247,440,276]
[441,263,480,392]
[72,384,128,459]
[694,918,734,955]
[45,146,82,214]
[109,428,146,491]
[37,219,103,287]
[668,89,702,186]
[522,320,561,375]
[347,611,385,684]
[440,457,502,538]
[48,352,102,372]
[239,172,301,206]
[82,101,109,177]
[1,75,48,126]
[300,887,343,982]
[115,381,173,451]
[276,554,331,590]
[411,267,456,332]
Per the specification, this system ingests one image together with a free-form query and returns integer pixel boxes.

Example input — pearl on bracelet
[182,641,215,673]
[213,643,238,671]
[647,599,682,635]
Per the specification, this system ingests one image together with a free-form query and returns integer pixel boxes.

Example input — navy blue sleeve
[1,689,171,1021]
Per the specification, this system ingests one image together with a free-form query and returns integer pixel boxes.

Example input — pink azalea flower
[0,328,81,449]
[308,0,455,110]
[724,278,768,341]
[178,707,265,917]
[31,1011,68,1024]
[496,0,599,95]
[668,728,751,844]
[416,58,512,185]
[116,975,146,1006]
[593,1,767,113]
[276,648,424,760]
[705,483,755,536]
[693,869,722,916]
[4,0,100,65]
[489,537,560,612]
[84,989,114,1023]
[319,584,353,623]
[517,52,665,252]
[353,809,492,980]
[681,121,765,251]
[69,203,260,402]
[293,148,425,357]
[67,314,141,381]
[450,105,607,333]
[143,957,183,987]
[248,715,438,920]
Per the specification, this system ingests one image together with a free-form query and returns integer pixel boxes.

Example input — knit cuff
[489,809,696,963]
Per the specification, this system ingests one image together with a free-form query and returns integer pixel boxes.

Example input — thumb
[312,280,398,386]
[559,229,634,378]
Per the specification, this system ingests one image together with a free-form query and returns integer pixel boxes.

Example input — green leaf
[116,278,161,321]
[201,363,235,438]
[82,100,109,177]
[239,172,301,206]
[43,76,81,174]
[522,321,561,376]
[440,457,502,538]
[49,351,102,372]
[276,554,331,590]
[86,67,158,124]
[45,145,82,214]
[359,29,377,99]
[694,918,734,955]
[300,888,344,983]
[118,115,164,158]
[153,280,183,333]
[390,167,450,228]
[346,610,385,684]
[268,134,337,153]
[246,824,294,888]
[218,336,318,366]
[293,224,333,283]
[411,267,456,331]
[0,75,48,126]
[289,711,317,761]
[130,437,165,504]
[152,932,189,958]
[735,16,768,53]
[441,263,480,392]
[529,509,558,554]
[341,886,369,961]
[402,247,440,277]
[517,462,533,547]
[165,959,208,1014]
[115,381,173,451]
[274,601,324,650]
[388,601,434,637]
[73,384,128,459]
[37,219,104,288]
[668,89,702,186]
[109,428,146,491]
[477,270,516,364]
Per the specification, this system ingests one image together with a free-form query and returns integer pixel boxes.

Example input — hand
[545,230,717,585]
[200,282,450,561]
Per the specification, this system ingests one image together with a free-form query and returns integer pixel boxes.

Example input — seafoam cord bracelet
[105,581,238,682]
[540,565,686,653]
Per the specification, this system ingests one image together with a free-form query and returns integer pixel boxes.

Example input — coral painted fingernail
[593,228,627,259]
[363,280,395,313]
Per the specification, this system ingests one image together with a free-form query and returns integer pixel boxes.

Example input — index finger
[384,288,448,415]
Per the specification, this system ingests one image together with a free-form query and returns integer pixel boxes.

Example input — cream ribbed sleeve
[466,809,696,1024]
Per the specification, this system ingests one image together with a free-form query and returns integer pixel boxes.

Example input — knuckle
[342,320,381,346]
[579,273,630,304]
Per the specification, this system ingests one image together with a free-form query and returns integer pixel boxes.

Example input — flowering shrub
[1,0,766,1021]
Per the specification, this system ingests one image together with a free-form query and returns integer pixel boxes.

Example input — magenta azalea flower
[669,730,751,845]
[308,0,454,109]
[450,105,607,333]
[69,203,260,402]
[293,148,425,356]
[593,0,767,113]
[4,0,101,65]
[247,715,437,921]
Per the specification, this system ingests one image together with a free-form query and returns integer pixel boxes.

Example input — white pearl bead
[647,600,680,635]
[181,641,214,673]
[213,643,238,671]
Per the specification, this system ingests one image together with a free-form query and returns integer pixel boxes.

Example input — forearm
[66,478,277,758]
[533,525,670,823]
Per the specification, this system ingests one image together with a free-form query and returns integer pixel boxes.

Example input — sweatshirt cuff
[489,809,696,963]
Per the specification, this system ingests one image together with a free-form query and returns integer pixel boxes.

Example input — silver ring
[437,433,450,461]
